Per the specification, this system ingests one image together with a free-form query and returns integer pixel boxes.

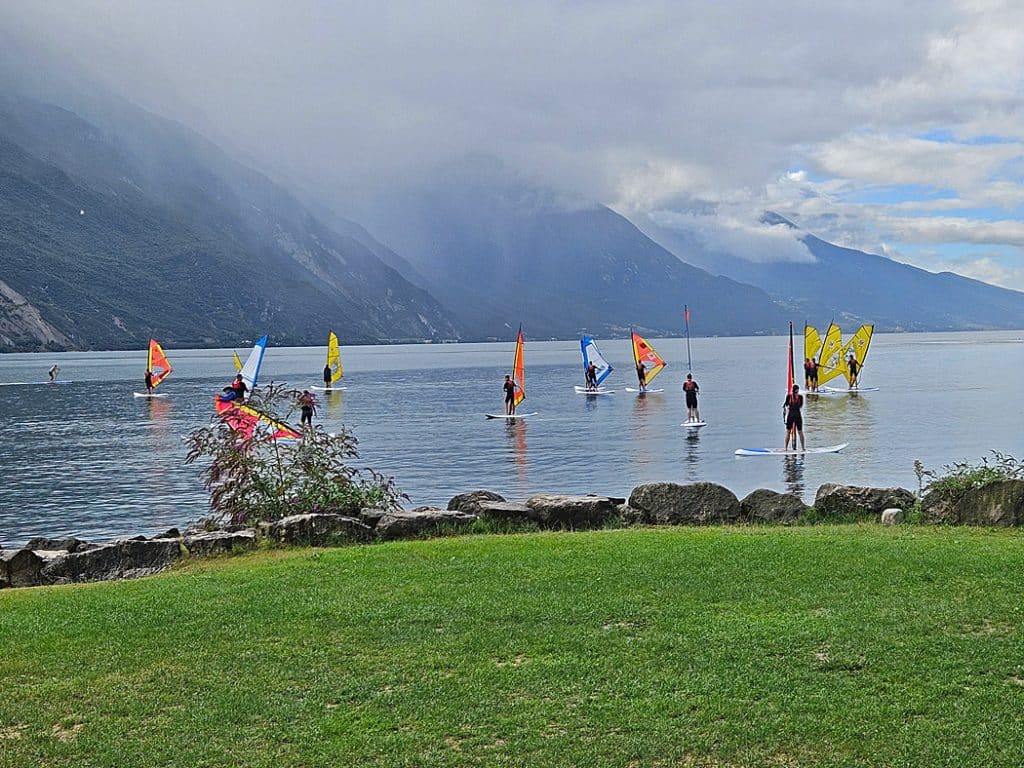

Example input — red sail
[148,338,173,388]
[786,322,795,394]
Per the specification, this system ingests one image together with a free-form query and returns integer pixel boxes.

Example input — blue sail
[580,336,613,386]
[239,335,268,390]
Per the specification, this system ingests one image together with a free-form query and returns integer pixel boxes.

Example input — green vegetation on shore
[3,526,1024,767]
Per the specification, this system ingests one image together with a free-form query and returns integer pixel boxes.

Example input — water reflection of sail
[505,419,528,492]
[783,455,804,496]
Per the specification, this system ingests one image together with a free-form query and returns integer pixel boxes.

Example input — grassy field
[2,526,1024,767]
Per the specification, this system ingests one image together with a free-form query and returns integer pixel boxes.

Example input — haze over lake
[1,331,1020,546]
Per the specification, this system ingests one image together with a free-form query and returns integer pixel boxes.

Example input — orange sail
[148,338,172,389]
[512,326,525,407]
[631,331,666,384]
[213,398,301,442]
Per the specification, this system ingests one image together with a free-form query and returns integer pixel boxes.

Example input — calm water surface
[1,331,1021,546]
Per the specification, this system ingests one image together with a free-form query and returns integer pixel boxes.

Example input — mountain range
[2,39,1024,352]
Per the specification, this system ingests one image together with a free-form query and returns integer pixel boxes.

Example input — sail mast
[787,322,795,393]
[684,305,692,372]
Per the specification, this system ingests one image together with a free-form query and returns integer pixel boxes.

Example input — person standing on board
[846,353,860,389]
[783,384,805,451]
[803,358,814,390]
[808,358,819,392]
[299,390,317,428]
[585,361,598,391]
[48,364,59,383]
[636,360,647,392]
[323,363,332,390]
[144,369,154,395]
[503,374,519,415]
[683,373,700,422]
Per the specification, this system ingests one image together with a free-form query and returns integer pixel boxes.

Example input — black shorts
[685,393,698,408]
[786,412,803,430]
[505,393,514,403]
[809,372,818,383]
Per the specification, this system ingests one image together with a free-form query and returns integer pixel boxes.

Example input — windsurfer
[299,390,317,428]
[783,384,805,451]
[48,364,59,383]
[803,358,813,389]
[144,369,154,394]
[218,374,248,403]
[846,354,859,389]
[585,361,598,391]
[809,359,819,392]
[323,364,332,390]
[683,373,700,422]
[503,374,518,415]
[636,361,647,392]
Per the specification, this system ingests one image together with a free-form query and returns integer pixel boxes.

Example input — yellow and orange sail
[815,322,846,385]
[512,326,525,407]
[631,331,666,384]
[148,338,172,389]
[214,398,301,442]
[841,324,874,385]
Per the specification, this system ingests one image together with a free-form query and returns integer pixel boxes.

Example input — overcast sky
[7,1,1024,286]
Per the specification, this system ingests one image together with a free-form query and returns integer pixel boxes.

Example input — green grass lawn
[3,526,1024,767]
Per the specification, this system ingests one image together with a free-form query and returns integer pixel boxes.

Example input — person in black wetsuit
[783,384,805,451]
[846,354,859,389]
[503,374,518,415]
[683,373,700,422]
[323,364,332,389]
[585,362,598,390]
[299,390,317,428]
[144,369,154,394]
[636,361,647,392]
[808,359,819,392]
[804,358,813,389]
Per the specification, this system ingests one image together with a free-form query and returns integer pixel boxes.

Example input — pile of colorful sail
[214,398,301,442]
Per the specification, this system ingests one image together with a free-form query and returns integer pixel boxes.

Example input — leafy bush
[186,383,405,527]
[914,452,1024,506]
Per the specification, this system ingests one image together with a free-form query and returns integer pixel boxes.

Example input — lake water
[1,331,1021,546]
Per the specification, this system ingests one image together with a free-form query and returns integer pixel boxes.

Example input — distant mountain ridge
[638,211,1024,332]
[0,82,460,351]
[355,161,790,339]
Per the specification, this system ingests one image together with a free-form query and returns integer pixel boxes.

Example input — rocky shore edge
[4,479,1023,590]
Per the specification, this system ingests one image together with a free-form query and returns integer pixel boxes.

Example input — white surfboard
[310,385,347,392]
[625,387,664,394]
[681,420,707,429]
[0,380,74,387]
[820,386,879,394]
[485,412,538,420]
[133,392,169,399]
[735,443,849,456]
[574,386,614,395]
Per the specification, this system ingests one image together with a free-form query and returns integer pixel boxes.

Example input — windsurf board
[735,443,849,456]
[574,386,614,395]
[625,387,664,393]
[485,412,538,420]
[133,392,169,398]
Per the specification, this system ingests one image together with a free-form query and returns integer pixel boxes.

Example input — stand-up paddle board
[820,386,879,394]
[0,380,74,386]
[310,385,347,392]
[625,387,664,394]
[574,386,614,395]
[681,420,707,429]
[133,392,169,398]
[735,443,849,456]
[485,412,537,420]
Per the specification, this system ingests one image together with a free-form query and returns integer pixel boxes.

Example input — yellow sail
[841,324,874,385]
[816,322,846,385]
[326,331,343,383]
[804,325,822,362]
[233,351,243,372]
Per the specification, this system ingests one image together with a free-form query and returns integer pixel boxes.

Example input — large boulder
[931,480,1024,526]
[741,489,808,524]
[0,549,45,588]
[476,501,535,524]
[375,509,477,541]
[182,530,259,557]
[524,494,620,528]
[628,482,742,525]
[268,514,372,546]
[41,539,183,584]
[25,537,97,553]
[814,484,915,521]
[448,490,507,514]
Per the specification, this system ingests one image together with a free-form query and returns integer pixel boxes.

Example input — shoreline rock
[7,478,1024,591]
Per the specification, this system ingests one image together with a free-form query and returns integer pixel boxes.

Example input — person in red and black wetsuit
[503,374,518,415]
[683,373,700,422]
[783,384,805,451]
[219,374,248,403]
[846,354,859,389]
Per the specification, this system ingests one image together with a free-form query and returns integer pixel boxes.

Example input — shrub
[186,382,405,527]
[914,452,1024,508]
